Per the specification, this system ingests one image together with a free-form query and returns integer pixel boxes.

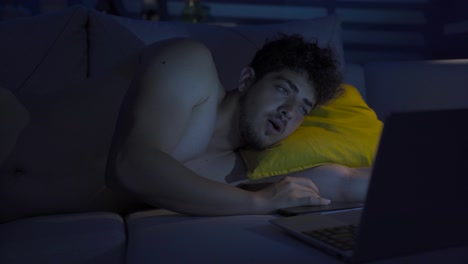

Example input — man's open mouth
[268,118,283,134]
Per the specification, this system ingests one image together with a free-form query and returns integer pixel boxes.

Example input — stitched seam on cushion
[16,7,83,95]
[226,27,260,50]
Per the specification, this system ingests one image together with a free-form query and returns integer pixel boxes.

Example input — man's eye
[277,86,288,95]
[299,106,308,115]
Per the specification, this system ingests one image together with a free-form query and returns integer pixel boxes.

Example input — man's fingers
[282,176,320,194]
[257,177,332,212]
[292,188,330,204]
[283,183,331,206]
[294,194,330,206]
[310,196,331,205]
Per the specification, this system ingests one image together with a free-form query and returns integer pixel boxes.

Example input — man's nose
[280,105,294,120]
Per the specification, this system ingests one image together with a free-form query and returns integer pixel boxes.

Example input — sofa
[1,5,468,263]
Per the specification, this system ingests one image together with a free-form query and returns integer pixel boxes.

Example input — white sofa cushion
[0,212,126,264]
[125,213,327,263]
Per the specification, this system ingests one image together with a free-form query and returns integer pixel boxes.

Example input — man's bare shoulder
[141,38,213,65]
[137,38,222,105]
[116,38,223,156]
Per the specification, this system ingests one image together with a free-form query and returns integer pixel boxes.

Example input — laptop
[270,108,468,263]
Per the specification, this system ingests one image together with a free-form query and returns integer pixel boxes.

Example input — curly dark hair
[248,33,344,108]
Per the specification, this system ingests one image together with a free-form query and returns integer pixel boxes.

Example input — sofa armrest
[364,59,468,120]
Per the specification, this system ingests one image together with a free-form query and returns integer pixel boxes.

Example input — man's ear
[238,67,256,93]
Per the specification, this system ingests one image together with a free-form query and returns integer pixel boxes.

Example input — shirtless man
[106,34,371,215]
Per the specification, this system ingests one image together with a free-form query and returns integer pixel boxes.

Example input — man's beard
[239,94,267,151]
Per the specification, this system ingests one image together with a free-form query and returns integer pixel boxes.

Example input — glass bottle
[181,0,205,23]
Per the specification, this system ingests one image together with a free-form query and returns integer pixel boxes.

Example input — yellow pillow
[240,84,383,180]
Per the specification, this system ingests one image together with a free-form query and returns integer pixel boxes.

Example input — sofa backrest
[111,14,347,94]
[0,6,146,222]
[0,6,88,94]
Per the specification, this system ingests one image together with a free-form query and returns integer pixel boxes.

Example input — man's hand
[253,176,331,214]
[242,164,372,214]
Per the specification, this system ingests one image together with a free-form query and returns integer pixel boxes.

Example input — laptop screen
[353,108,468,263]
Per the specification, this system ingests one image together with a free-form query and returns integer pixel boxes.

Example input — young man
[106,34,371,215]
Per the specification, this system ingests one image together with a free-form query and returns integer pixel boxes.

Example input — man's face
[239,69,316,150]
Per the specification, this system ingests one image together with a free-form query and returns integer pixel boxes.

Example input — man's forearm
[342,167,371,202]
[274,164,371,202]
[309,165,371,202]
[109,147,261,216]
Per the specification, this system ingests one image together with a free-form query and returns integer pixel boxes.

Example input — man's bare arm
[290,165,371,202]
[246,164,371,203]
[106,39,329,215]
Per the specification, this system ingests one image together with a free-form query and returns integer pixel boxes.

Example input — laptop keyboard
[303,224,358,251]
